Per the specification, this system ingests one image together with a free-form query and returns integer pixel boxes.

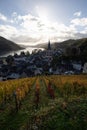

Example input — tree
[14,53,18,58]
[65,47,80,57]
[6,55,14,65]
[37,49,42,54]
[51,55,61,68]
[32,49,38,54]
[20,51,25,57]
[26,51,30,56]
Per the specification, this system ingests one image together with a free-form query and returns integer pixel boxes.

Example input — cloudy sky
[0,0,87,45]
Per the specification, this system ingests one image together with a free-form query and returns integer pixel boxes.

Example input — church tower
[47,40,51,50]
[45,40,53,62]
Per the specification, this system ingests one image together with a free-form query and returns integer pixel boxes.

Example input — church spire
[47,40,51,50]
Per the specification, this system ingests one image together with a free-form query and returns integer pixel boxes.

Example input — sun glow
[36,6,49,23]
[35,5,51,40]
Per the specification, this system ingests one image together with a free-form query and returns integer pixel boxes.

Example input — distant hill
[37,38,87,57]
[54,38,87,50]
[0,36,24,55]
[37,38,87,50]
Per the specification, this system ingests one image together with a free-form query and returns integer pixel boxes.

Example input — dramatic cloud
[71,18,87,26]
[0,25,18,38]
[74,11,81,17]
[0,12,87,45]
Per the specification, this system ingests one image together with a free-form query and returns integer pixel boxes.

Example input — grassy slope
[0,75,87,130]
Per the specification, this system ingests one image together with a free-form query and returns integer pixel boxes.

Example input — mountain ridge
[36,38,87,50]
[0,36,24,55]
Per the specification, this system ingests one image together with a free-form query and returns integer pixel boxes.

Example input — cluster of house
[0,41,87,81]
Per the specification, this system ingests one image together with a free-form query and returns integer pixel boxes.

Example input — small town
[0,41,87,81]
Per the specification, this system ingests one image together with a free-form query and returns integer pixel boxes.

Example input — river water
[0,47,44,57]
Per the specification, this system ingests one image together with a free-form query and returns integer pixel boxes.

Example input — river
[0,47,44,57]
